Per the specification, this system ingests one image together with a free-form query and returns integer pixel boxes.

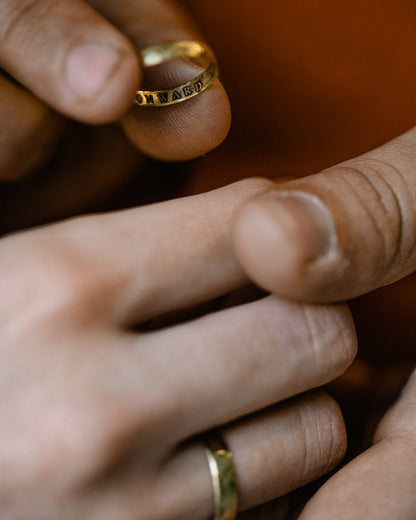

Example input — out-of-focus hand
[0,0,231,231]
[0,179,357,519]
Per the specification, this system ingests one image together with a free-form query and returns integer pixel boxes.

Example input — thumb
[233,127,416,302]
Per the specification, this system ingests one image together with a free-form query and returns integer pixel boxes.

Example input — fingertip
[233,190,338,301]
[122,78,231,161]
[63,37,140,125]
[233,194,304,299]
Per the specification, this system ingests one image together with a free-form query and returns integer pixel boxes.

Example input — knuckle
[82,422,128,477]
[16,248,89,316]
[231,177,276,202]
[44,404,128,485]
[0,220,112,322]
[298,392,346,480]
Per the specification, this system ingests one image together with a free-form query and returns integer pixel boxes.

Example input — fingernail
[65,42,121,100]
[259,191,337,262]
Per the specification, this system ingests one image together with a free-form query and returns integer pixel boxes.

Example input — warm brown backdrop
[182,0,416,189]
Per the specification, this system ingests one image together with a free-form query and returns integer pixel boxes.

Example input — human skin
[2,0,416,518]
[0,0,231,183]
[178,2,416,518]
[0,179,357,518]
[0,0,232,232]
[0,7,357,512]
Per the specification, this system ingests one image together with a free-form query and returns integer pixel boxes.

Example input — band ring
[203,431,239,520]
[135,40,218,108]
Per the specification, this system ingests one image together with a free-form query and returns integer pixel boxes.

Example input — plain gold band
[203,432,238,520]
[135,40,218,108]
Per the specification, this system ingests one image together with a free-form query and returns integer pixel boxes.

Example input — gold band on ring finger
[135,40,218,108]
[203,431,239,520]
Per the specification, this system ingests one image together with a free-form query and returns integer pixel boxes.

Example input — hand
[0,0,230,230]
[232,128,416,518]
[0,179,357,519]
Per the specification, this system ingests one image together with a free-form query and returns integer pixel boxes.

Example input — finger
[91,0,231,160]
[2,178,273,322]
[155,393,345,519]
[124,296,356,439]
[0,0,139,124]
[91,393,345,520]
[123,64,231,161]
[298,368,416,520]
[0,76,63,181]
[233,127,416,302]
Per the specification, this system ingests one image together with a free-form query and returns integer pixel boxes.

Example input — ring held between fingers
[135,40,218,108]
[88,0,232,158]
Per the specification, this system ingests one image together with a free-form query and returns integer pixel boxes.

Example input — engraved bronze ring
[203,431,239,520]
[135,40,218,107]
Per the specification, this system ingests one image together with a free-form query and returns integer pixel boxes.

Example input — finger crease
[338,165,390,275]
[363,157,407,276]
[0,0,40,51]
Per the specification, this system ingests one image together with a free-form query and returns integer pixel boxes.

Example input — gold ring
[135,40,218,108]
[203,431,238,520]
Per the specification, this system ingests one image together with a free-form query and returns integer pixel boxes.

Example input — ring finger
[91,392,346,520]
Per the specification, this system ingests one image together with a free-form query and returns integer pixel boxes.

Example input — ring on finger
[202,431,239,520]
